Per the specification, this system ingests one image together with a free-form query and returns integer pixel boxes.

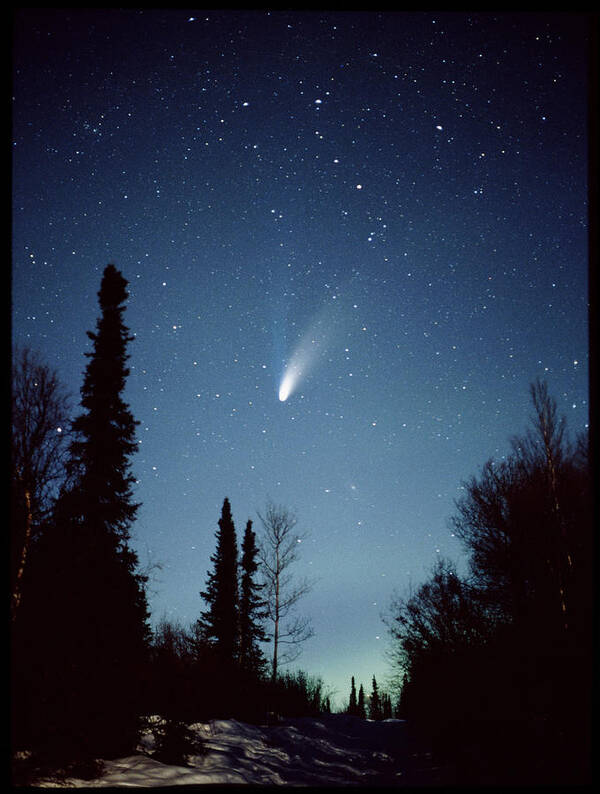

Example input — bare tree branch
[257,501,314,680]
[11,346,72,621]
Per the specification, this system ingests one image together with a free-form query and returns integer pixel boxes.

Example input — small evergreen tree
[198,498,239,661]
[369,676,382,721]
[153,717,203,766]
[347,676,358,715]
[357,684,366,719]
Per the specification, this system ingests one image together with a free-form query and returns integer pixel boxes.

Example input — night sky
[12,9,590,707]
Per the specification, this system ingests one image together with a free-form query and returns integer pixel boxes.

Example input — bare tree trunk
[10,346,72,623]
[11,480,32,623]
[272,545,279,681]
[530,379,571,629]
[257,502,313,682]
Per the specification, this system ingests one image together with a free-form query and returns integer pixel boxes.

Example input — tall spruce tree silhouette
[239,519,267,675]
[69,264,141,542]
[199,497,240,661]
[27,265,150,761]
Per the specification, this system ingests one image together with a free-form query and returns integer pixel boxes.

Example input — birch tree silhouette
[257,502,313,681]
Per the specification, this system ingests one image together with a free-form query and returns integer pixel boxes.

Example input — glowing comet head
[278,375,293,402]
[278,353,310,401]
[278,365,302,402]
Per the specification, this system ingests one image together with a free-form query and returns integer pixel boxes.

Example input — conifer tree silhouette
[369,676,382,721]
[348,676,358,715]
[239,519,267,675]
[24,264,150,760]
[199,497,240,661]
[357,683,366,719]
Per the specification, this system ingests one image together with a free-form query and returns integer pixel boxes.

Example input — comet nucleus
[278,374,293,402]
[278,362,302,401]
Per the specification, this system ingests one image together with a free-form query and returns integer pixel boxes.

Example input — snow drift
[31,714,425,787]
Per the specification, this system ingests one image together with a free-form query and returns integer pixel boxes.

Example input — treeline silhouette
[387,380,592,785]
[10,265,327,780]
[345,675,394,721]
[11,264,592,786]
[144,495,327,730]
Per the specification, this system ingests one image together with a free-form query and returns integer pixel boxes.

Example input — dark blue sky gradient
[12,9,590,706]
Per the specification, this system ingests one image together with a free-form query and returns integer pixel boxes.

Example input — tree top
[99,264,129,311]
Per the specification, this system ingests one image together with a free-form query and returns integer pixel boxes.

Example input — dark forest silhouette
[11,265,592,785]
[386,379,593,784]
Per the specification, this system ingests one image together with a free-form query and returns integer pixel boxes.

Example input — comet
[277,300,340,402]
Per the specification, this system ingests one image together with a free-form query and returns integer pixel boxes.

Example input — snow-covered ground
[31,714,437,787]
